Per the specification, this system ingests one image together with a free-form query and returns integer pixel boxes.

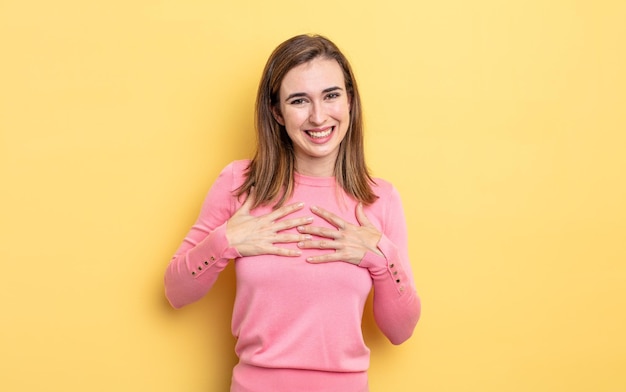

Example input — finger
[266,201,306,222]
[238,190,255,213]
[310,205,346,229]
[306,249,363,265]
[273,233,312,244]
[297,225,341,239]
[297,239,340,250]
[355,202,373,227]
[306,254,338,263]
[274,216,314,232]
[266,246,303,257]
[306,252,355,264]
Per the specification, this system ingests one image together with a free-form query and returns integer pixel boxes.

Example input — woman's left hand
[297,203,383,265]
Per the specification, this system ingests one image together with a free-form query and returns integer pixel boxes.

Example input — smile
[306,127,334,139]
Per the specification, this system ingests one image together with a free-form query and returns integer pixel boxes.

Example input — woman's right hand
[226,193,313,257]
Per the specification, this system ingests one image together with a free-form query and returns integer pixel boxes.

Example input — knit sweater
[165,160,421,391]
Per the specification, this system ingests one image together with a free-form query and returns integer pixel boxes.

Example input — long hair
[236,34,377,208]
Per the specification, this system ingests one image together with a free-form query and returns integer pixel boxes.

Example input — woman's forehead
[280,58,346,95]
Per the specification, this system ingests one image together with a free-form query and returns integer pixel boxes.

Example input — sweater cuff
[359,234,410,294]
[187,223,241,278]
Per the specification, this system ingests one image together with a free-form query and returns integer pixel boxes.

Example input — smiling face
[272,57,351,177]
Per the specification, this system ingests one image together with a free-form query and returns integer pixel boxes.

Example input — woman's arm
[359,185,420,344]
[164,164,240,308]
[296,185,421,344]
[164,161,314,308]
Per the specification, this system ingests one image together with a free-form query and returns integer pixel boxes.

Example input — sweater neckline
[294,171,336,187]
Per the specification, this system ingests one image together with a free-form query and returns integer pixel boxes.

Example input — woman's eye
[290,98,306,105]
[325,93,340,100]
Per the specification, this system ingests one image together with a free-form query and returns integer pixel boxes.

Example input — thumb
[355,202,372,227]
[238,188,255,214]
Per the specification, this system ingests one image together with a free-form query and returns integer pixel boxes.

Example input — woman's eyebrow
[284,86,344,102]
[322,86,343,94]
[284,92,308,102]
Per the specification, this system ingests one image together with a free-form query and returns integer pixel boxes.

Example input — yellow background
[1,1,625,391]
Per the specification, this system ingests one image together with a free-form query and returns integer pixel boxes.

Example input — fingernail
[304,234,312,240]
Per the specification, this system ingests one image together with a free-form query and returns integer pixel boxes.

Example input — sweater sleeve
[164,162,242,309]
[358,185,421,344]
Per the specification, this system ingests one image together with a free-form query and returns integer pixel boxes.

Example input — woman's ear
[271,106,285,126]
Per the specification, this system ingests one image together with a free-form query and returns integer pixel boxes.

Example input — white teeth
[307,128,333,138]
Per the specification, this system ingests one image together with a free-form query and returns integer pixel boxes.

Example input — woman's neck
[294,155,336,177]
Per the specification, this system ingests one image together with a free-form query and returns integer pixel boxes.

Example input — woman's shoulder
[224,159,250,175]
[213,159,251,191]
[368,176,405,221]
[220,159,250,172]
[219,159,251,179]
[370,176,396,197]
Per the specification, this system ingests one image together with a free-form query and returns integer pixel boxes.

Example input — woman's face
[273,57,351,176]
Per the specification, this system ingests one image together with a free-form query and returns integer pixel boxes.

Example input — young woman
[165,34,421,392]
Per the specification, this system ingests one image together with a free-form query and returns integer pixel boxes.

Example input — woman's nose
[308,102,326,125]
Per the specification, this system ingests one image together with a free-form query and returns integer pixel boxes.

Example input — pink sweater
[165,160,421,391]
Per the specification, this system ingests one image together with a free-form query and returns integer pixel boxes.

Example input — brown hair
[237,34,377,208]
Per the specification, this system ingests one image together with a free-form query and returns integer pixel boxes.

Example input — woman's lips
[305,126,334,142]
